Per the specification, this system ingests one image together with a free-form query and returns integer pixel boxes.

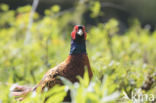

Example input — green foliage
[90,1,101,18]
[0,4,156,103]
[0,3,9,11]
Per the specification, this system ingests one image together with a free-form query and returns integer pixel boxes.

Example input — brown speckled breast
[36,54,93,91]
[62,54,93,82]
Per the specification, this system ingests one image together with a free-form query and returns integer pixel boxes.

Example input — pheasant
[11,25,93,101]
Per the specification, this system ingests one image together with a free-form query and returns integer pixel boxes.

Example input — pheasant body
[11,25,93,101]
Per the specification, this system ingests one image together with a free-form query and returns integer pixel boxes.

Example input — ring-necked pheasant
[11,25,93,101]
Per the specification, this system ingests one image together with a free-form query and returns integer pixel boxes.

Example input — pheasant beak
[77,29,83,36]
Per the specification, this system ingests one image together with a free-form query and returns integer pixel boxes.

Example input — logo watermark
[123,89,155,102]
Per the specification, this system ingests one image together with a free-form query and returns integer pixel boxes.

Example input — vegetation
[0,3,156,103]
